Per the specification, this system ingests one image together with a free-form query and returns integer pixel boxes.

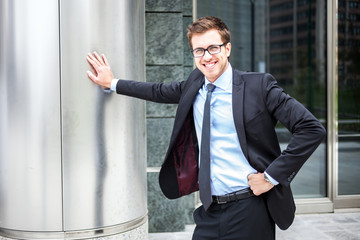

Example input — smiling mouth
[203,61,217,69]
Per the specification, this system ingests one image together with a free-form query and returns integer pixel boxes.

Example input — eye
[194,49,204,54]
[208,46,220,52]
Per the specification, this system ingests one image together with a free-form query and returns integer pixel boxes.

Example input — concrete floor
[148,209,360,240]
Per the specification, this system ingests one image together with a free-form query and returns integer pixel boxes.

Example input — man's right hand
[248,173,274,196]
[86,52,114,89]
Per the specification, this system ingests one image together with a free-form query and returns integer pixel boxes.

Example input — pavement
[148,209,360,240]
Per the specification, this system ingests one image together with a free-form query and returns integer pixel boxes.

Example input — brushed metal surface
[0,0,63,231]
[60,0,147,231]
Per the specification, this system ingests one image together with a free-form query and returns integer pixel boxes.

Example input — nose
[203,50,212,60]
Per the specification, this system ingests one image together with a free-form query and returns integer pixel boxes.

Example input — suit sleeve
[263,73,326,187]
[115,80,184,104]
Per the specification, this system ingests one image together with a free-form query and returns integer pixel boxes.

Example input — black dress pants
[192,195,275,240]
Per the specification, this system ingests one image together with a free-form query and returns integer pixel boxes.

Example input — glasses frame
[191,43,227,58]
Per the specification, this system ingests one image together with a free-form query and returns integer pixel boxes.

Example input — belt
[212,188,254,204]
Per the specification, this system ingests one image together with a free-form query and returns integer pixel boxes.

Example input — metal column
[0,0,147,239]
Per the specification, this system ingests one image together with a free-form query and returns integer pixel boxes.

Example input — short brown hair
[187,16,231,50]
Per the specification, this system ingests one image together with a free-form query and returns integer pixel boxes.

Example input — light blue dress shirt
[193,64,277,196]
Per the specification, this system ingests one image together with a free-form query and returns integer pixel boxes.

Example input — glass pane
[197,0,327,198]
[338,0,360,196]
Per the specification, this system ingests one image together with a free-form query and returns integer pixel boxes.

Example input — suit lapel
[179,75,204,112]
[232,69,249,159]
[167,72,204,154]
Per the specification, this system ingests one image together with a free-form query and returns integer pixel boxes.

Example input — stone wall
[145,0,195,233]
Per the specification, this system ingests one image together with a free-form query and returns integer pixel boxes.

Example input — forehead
[191,29,222,49]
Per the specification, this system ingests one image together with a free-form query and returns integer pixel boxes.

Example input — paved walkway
[149,210,360,240]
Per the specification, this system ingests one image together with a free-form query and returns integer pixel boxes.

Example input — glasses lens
[193,49,204,57]
[208,45,221,54]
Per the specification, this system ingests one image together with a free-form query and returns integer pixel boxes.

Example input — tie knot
[206,83,216,93]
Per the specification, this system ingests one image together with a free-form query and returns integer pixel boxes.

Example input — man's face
[191,29,231,83]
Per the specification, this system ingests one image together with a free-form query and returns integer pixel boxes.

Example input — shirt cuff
[103,79,118,93]
[264,172,279,185]
[110,78,118,91]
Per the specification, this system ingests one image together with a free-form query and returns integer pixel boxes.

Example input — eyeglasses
[191,43,227,58]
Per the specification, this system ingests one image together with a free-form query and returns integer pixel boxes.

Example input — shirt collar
[204,63,232,92]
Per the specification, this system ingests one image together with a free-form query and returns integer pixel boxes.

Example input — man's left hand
[248,173,274,196]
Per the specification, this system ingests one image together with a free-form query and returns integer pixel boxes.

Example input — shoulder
[181,68,204,90]
[233,68,275,82]
[188,68,204,81]
[233,69,279,89]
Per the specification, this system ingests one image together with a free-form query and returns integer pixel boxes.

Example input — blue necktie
[199,83,216,211]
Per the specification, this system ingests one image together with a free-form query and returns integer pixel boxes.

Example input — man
[87,16,326,240]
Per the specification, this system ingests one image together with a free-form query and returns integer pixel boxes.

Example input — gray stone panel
[146,13,183,65]
[184,66,195,80]
[182,194,196,225]
[147,65,184,83]
[147,118,175,167]
[183,0,193,16]
[145,0,194,234]
[147,172,185,232]
[146,0,182,12]
[147,102,178,119]
[146,65,183,118]
[183,16,194,67]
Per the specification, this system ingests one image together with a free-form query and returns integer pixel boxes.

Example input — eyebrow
[193,43,222,50]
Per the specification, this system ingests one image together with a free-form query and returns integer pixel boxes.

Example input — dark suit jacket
[116,67,326,230]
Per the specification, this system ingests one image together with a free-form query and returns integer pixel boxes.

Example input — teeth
[205,63,215,67]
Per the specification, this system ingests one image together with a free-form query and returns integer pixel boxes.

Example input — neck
[207,62,230,83]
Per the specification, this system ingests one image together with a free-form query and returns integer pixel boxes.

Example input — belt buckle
[214,196,227,204]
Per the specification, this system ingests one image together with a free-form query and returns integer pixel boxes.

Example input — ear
[225,42,231,57]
